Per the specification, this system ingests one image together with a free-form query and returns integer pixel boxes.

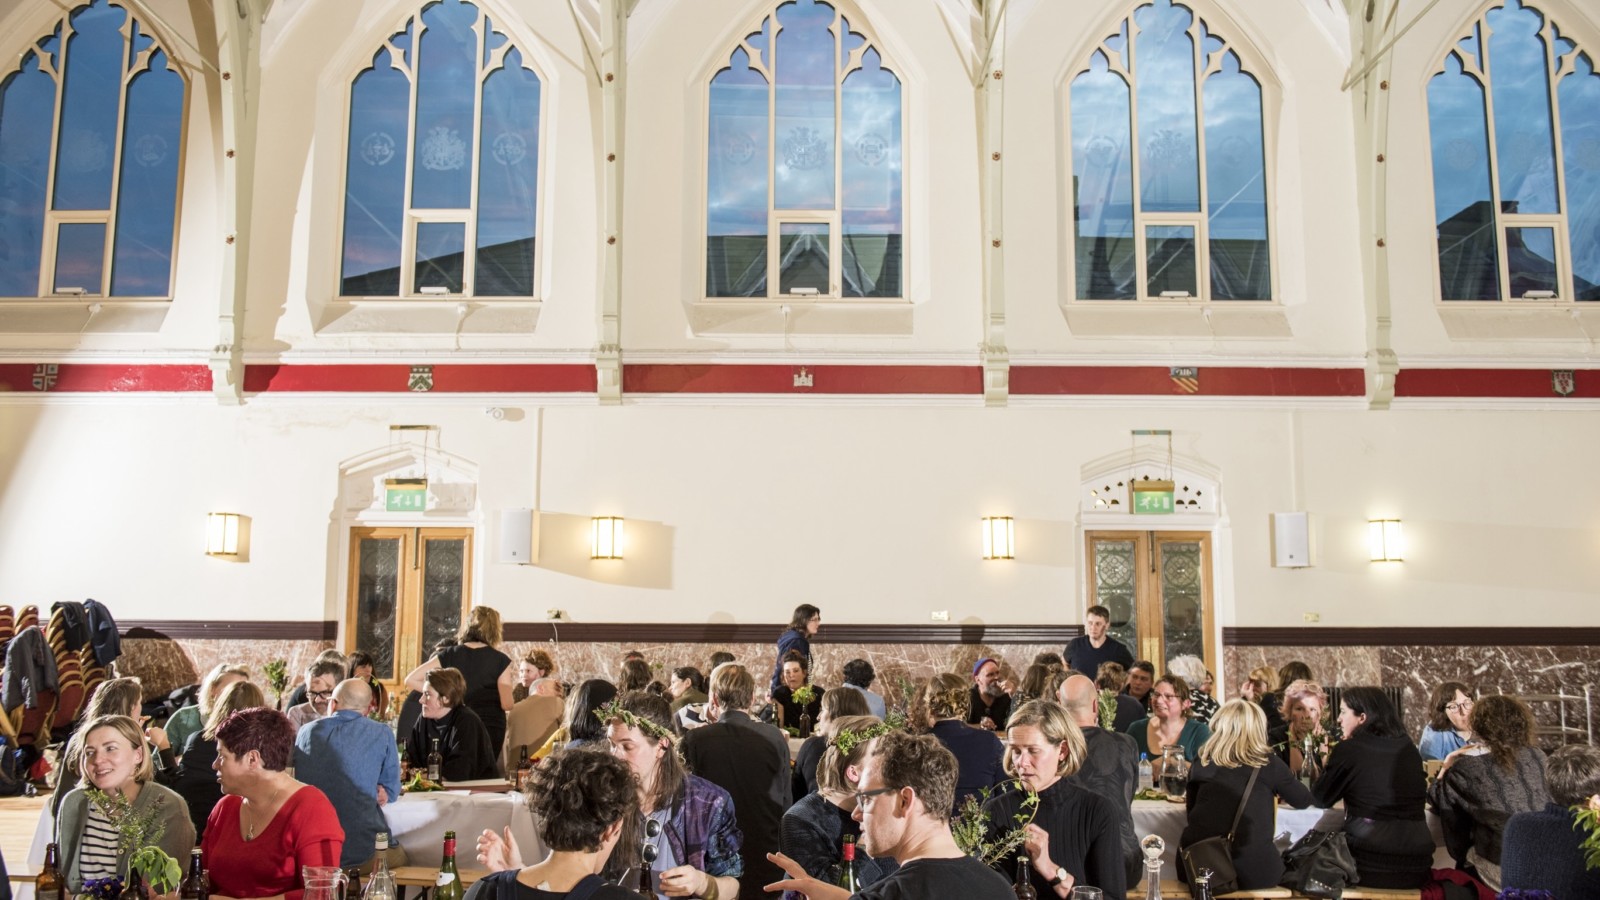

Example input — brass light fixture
[591,516,624,559]
[981,516,1014,560]
[206,512,243,557]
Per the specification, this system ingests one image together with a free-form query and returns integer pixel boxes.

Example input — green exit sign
[1132,480,1176,515]
[385,479,427,512]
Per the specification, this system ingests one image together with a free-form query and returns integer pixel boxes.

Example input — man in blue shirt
[294,678,405,870]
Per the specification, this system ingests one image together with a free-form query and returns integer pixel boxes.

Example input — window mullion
[1189,19,1210,303]
[400,19,426,298]
[1126,16,1149,301]
[101,17,136,297]
[38,15,70,297]
[1543,17,1574,304]
[1476,14,1512,304]
[767,14,780,299]
[464,16,488,298]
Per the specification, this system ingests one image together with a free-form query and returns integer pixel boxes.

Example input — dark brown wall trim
[1224,627,1600,647]
[122,620,338,640]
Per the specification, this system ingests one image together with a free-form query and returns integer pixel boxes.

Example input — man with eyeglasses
[286,659,346,733]
[765,730,1014,899]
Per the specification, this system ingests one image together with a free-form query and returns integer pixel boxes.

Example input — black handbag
[1181,765,1259,895]
[1280,828,1360,899]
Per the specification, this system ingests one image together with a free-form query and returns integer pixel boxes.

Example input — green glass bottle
[435,830,464,900]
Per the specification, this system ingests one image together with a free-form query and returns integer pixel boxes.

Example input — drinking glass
[1070,888,1104,900]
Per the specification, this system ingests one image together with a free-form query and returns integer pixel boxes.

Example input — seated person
[1125,675,1212,772]
[164,663,248,758]
[504,677,565,767]
[462,749,639,899]
[1429,693,1550,891]
[285,659,345,733]
[1181,700,1314,890]
[1096,662,1148,735]
[58,715,195,893]
[348,651,389,718]
[1501,743,1600,898]
[1312,687,1432,889]
[202,708,345,899]
[54,678,154,816]
[1239,665,1282,735]
[793,687,871,800]
[668,666,708,713]
[406,667,500,781]
[780,714,898,898]
[172,679,266,841]
[772,650,824,733]
[1418,680,1476,761]
[1269,679,1332,777]
[921,673,1006,809]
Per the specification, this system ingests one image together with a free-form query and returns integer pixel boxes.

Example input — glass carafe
[1158,745,1187,797]
[302,867,348,900]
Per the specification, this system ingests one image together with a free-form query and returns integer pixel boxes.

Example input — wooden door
[346,527,474,688]
[1086,530,1215,675]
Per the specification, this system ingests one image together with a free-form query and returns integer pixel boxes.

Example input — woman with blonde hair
[1239,664,1284,733]
[406,605,515,753]
[53,677,150,817]
[57,715,195,893]
[172,679,266,840]
[165,663,250,760]
[1271,679,1330,775]
[1181,700,1313,890]
[984,700,1125,898]
[779,715,899,898]
[922,673,1004,807]
[793,687,871,798]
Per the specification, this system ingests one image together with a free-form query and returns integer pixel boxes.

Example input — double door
[346,527,473,686]
[1085,530,1215,677]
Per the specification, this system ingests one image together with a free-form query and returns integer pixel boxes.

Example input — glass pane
[1159,541,1204,663]
[475,49,539,297]
[779,222,828,293]
[1203,52,1270,300]
[1146,224,1197,296]
[341,46,411,296]
[1134,0,1200,213]
[708,43,770,297]
[841,50,901,297]
[411,0,478,210]
[53,0,125,211]
[414,221,465,293]
[355,538,402,681]
[1507,226,1558,296]
[774,0,835,210]
[0,51,56,296]
[1094,540,1138,657]
[420,538,466,666]
[110,50,182,296]
[53,222,105,293]
[1559,58,1600,300]
[1486,1,1559,214]
[1072,52,1136,299]
[1429,54,1501,300]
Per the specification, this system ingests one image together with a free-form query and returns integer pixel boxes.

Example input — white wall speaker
[1271,512,1311,568]
[498,508,538,565]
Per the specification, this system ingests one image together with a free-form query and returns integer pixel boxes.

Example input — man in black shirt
[966,657,1012,731]
[1064,605,1134,679]
[765,731,1014,899]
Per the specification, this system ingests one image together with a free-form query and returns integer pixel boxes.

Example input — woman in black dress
[1181,700,1314,889]
[405,605,514,756]
[772,649,824,733]
[1312,686,1434,888]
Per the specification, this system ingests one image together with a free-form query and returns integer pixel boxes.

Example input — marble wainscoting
[1224,642,1600,744]
[120,636,334,701]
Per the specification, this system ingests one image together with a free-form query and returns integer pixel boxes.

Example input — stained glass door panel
[1087,531,1214,677]
[347,527,473,689]
[353,535,403,679]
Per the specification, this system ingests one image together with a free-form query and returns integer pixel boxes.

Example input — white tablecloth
[1130,800,1449,882]
[384,790,547,867]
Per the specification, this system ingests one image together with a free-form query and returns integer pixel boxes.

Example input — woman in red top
[203,707,344,900]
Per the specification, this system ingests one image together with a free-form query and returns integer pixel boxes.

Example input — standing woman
[770,604,820,693]
[57,715,195,894]
[983,700,1126,898]
[203,708,345,899]
[1312,687,1433,889]
[406,605,515,755]
[1180,701,1314,890]
[1125,675,1212,772]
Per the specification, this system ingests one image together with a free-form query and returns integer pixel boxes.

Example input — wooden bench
[393,865,486,887]
[1131,880,1422,899]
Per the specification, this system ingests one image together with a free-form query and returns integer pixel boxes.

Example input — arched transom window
[1069,0,1271,302]
[706,0,903,300]
[1427,0,1599,302]
[340,0,542,298]
[0,0,185,298]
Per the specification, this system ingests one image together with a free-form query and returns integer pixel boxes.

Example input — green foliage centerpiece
[84,788,182,894]
[951,780,1040,866]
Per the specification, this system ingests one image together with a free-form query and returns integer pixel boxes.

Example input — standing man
[1059,674,1142,887]
[1065,605,1134,680]
[286,659,345,733]
[683,663,792,900]
[294,679,405,872]
[967,658,1012,732]
[765,731,1015,898]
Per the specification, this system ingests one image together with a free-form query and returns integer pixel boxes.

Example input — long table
[1130,800,1450,882]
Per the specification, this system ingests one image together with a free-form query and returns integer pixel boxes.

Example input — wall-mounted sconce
[1368,519,1403,562]
[591,516,624,559]
[206,512,243,557]
[981,516,1014,560]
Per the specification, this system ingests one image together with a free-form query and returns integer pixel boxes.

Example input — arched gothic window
[340,0,542,298]
[0,0,185,298]
[706,0,903,299]
[1069,0,1271,302]
[1427,0,1599,301]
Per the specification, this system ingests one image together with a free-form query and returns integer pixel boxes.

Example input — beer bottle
[179,848,208,900]
[36,843,63,900]
[435,830,463,900]
[1013,854,1038,900]
[514,745,533,791]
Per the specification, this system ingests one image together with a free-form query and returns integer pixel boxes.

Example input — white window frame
[333,3,546,302]
[1064,0,1280,307]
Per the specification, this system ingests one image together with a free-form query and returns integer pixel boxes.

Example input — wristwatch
[1049,867,1068,887]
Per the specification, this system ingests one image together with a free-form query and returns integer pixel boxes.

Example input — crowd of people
[37,600,1600,899]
